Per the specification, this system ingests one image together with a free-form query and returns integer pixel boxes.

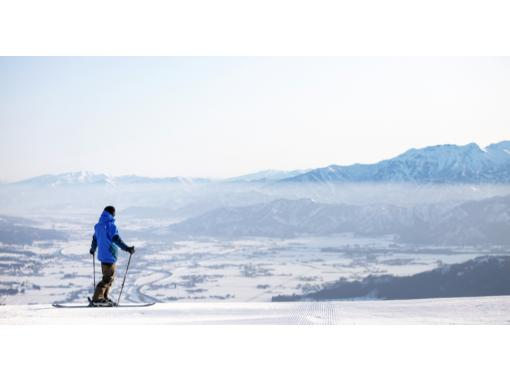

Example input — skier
[89,206,135,306]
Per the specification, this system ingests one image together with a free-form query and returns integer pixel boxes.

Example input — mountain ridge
[10,171,211,187]
[167,195,510,245]
[283,140,510,184]
[6,140,510,186]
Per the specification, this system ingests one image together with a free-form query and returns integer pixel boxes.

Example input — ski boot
[88,297,115,307]
[104,297,118,307]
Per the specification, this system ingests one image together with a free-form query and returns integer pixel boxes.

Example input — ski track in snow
[1,296,510,325]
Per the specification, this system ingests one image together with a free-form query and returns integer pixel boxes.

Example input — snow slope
[1,296,509,324]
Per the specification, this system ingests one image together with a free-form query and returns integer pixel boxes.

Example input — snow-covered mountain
[10,171,210,187]
[14,171,115,186]
[168,195,510,245]
[8,141,510,187]
[283,141,510,184]
[225,169,308,183]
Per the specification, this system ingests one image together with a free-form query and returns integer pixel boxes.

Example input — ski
[52,302,155,308]
[52,297,155,308]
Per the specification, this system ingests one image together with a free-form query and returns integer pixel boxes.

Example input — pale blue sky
[1,57,509,181]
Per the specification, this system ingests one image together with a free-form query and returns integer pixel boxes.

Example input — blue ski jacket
[90,211,130,264]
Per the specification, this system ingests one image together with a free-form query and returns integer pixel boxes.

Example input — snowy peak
[396,142,484,161]
[284,140,510,183]
[484,141,510,164]
[11,172,210,187]
[14,171,115,186]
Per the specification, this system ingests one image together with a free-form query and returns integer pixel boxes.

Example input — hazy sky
[1,57,509,181]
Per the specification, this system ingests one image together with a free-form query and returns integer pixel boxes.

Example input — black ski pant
[92,263,116,301]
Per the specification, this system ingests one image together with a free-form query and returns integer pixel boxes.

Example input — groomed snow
[1,296,510,324]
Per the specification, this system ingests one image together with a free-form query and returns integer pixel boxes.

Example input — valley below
[1,211,508,305]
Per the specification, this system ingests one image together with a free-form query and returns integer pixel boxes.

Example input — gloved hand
[127,246,135,255]
[89,248,95,255]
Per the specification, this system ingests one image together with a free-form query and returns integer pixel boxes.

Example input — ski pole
[93,253,96,289]
[117,252,133,306]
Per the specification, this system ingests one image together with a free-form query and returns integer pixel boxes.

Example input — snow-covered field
[3,232,501,304]
[2,296,509,324]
